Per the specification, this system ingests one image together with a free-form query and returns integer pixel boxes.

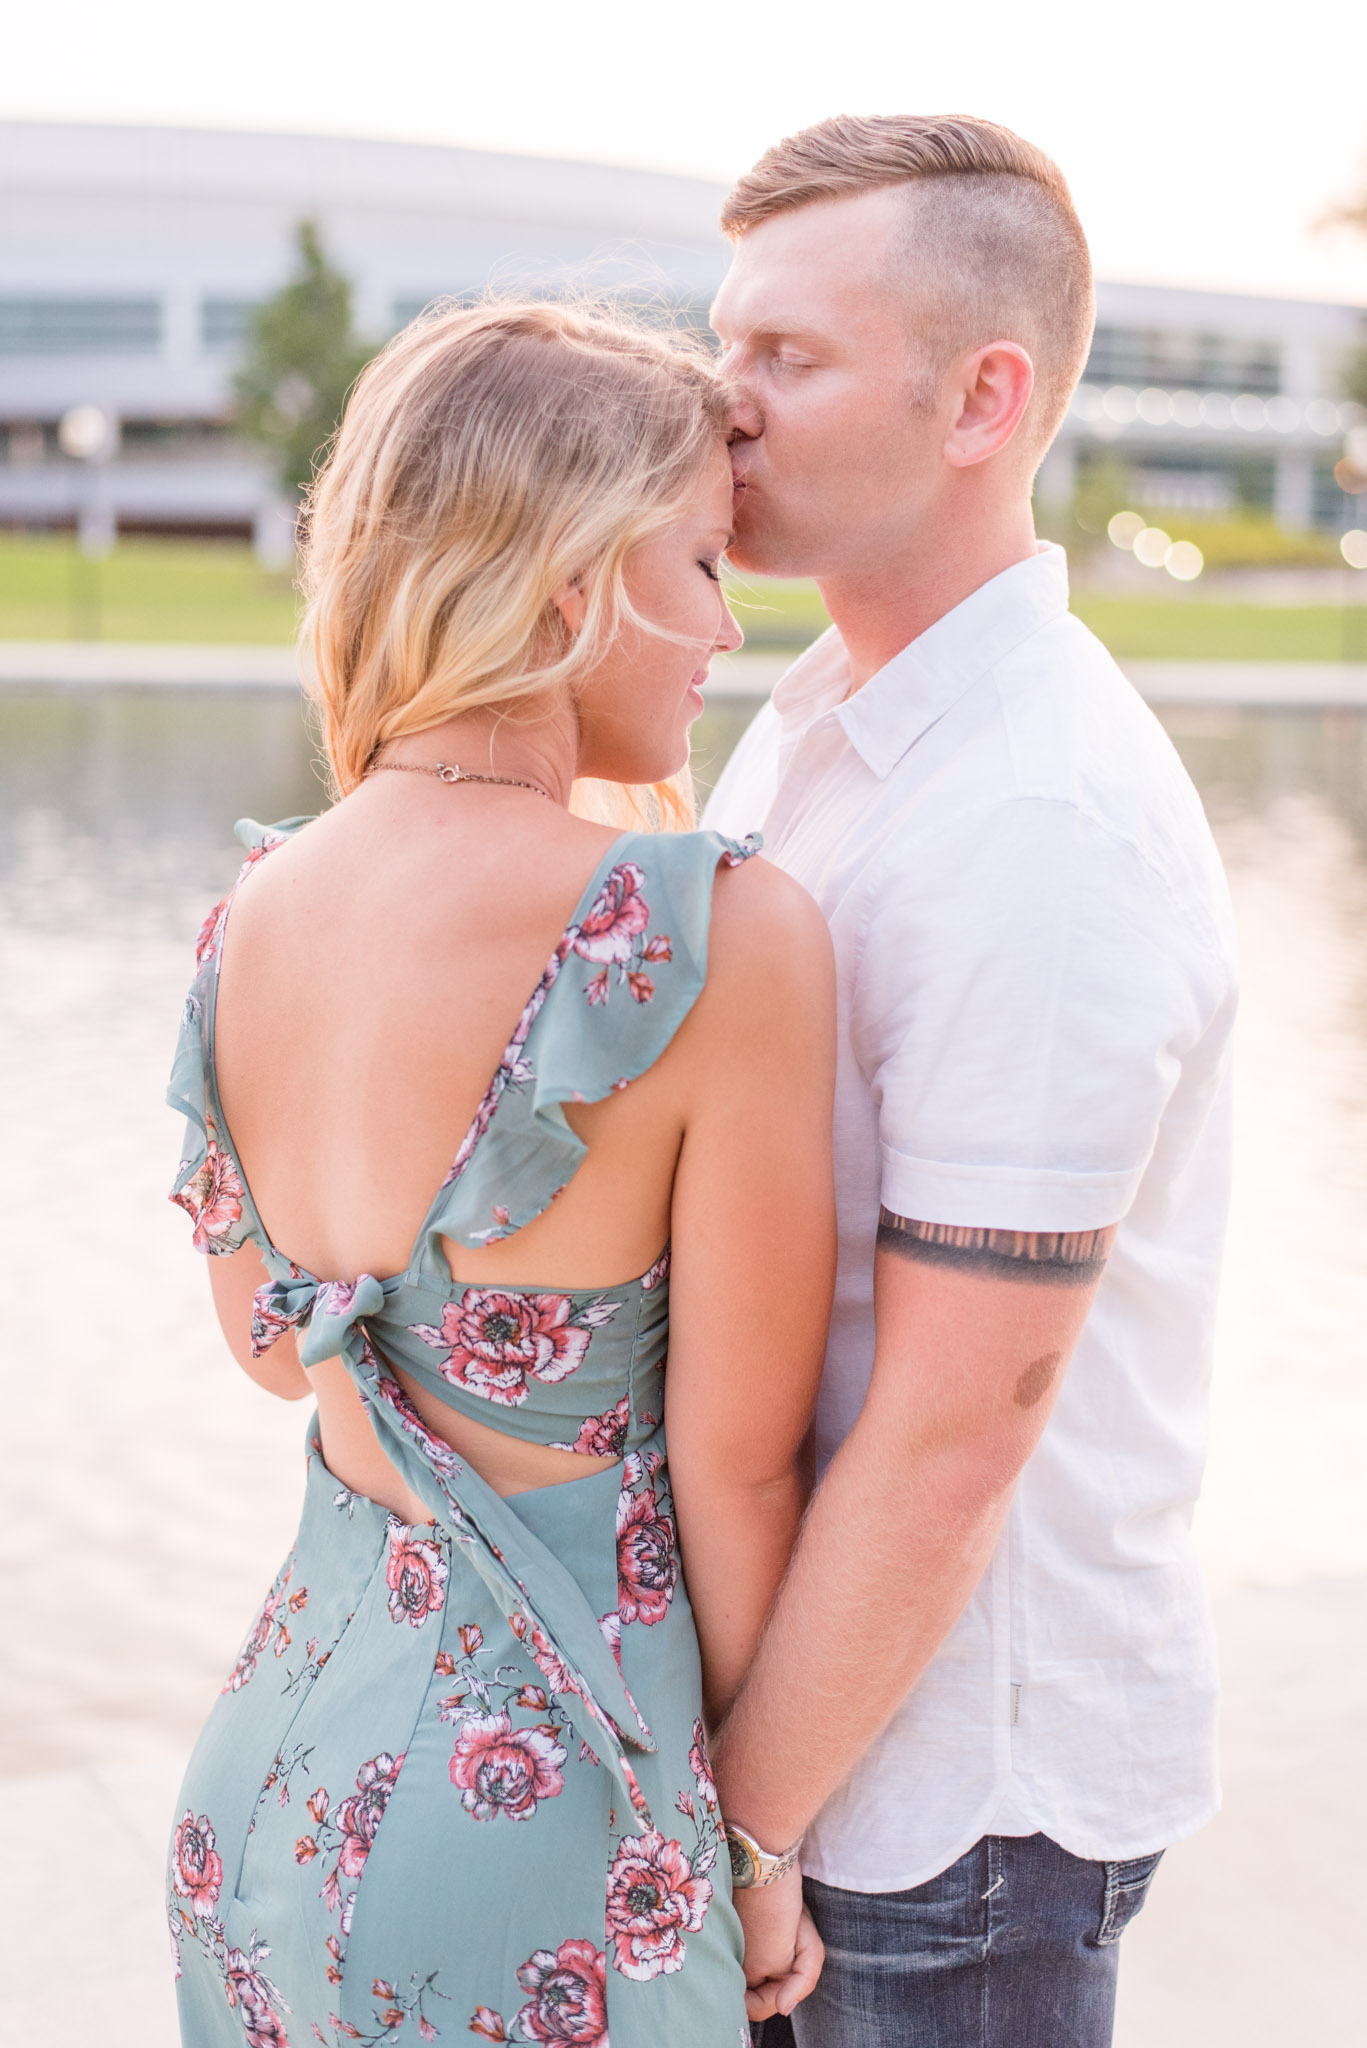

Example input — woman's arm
[665,857,836,1725]
[665,858,835,2020]
[206,1240,312,1400]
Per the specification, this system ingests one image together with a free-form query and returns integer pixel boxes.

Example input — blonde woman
[164,302,832,2047]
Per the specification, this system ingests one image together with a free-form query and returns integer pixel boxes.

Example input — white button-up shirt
[704,544,1237,1890]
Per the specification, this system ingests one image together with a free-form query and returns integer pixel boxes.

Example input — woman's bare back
[211,779,706,1508]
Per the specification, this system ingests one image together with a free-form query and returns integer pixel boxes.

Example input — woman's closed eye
[699,558,722,583]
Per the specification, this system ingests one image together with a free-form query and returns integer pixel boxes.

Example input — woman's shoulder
[702,834,829,952]
[660,830,833,1040]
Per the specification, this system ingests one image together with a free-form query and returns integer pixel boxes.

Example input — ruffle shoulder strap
[166,816,314,1257]
[423,827,760,1257]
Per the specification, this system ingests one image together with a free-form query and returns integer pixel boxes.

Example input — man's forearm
[711,1411,1016,1848]
[714,1219,1111,1851]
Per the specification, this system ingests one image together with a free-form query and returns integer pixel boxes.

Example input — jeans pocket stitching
[1095,1852,1163,1946]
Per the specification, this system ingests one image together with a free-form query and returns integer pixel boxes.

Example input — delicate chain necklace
[367,758,554,802]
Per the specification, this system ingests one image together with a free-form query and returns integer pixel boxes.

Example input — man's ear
[551,579,587,635]
[943,342,1035,470]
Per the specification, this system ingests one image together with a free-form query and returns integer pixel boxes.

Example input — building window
[200,298,261,351]
[0,296,161,355]
[1314,458,1365,531]
[1085,325,1281,395]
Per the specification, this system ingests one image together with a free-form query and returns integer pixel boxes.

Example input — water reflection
[0,687,767,934]
[1,682,1364,1771]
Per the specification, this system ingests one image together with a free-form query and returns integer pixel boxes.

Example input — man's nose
[721,376,762,444]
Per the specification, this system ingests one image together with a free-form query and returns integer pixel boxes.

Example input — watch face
[727,1834,757,1888]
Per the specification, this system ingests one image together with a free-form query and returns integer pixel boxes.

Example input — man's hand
[733,1870,825,2021]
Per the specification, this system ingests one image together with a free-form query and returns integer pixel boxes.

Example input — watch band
[723,1820,804,1890]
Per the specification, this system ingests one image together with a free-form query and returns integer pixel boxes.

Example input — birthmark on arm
[1013,1351,1062,1409]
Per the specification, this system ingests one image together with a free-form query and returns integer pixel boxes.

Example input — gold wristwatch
[723,1821,803,1890]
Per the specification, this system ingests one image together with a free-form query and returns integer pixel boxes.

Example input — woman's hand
[734,1868,825,2022]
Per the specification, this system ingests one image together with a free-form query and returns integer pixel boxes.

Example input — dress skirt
[167,1423,747,2048]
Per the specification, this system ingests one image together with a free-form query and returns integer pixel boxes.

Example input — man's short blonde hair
[722,113,1094,458]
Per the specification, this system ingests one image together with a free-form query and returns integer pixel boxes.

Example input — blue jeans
[752,1833,1163,2048]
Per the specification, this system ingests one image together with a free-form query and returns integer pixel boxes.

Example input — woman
[165,300,834,2047]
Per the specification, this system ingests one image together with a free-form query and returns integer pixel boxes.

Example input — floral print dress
[166,819,761,2048]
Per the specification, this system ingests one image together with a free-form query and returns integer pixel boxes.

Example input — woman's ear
[551,579,587,635]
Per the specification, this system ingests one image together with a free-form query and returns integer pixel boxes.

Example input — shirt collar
[772,542,1071,782]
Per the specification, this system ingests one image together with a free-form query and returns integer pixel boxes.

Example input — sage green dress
[165,818,759,2048]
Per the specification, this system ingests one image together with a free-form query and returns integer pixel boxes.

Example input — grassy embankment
[723,572,1366,662]
[0,533,1362,661]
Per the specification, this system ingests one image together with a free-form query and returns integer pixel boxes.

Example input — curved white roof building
[0,120,729,542]
[0,118,1362,542]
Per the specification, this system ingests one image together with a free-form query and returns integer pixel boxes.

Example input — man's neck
[818,497,1040,691]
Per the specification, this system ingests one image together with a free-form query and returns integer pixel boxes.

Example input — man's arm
[711,1212,1115,1854]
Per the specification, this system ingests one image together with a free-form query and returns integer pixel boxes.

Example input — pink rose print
[172,1113,245,1253]
[224,1947,290,2048]
[570,862,677,1009]
[193,831,289,973]
[616,1486,678,1627]
[249,1293,300,1358]
[513,1937,609,2045]
[507,1613,581,1701]
[640,1246,670,1292]
[448,1709,567,1821]
[689,1717,719,1810]
[411,1290,610,1408]
[552,1396,630,1459]
[605,1829,712,1981]
[223,1562,302,1691]
[195,896,230,971]
[332,1751,405,1881]
[170,1810,223,1918]
[317,1280,357,1318]
[573,862,650,967]
[384,1525,448,1629]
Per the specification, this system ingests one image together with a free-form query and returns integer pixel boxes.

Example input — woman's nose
[716,602,745,656]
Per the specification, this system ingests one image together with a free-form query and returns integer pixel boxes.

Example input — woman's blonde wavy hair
[300,297,730,825]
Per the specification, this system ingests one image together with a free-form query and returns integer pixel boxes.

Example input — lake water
[2,682,1366,1775]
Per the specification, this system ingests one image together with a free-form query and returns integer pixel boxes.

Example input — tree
[1344,336,1367,414]
[1322,173,1367,409]
[234,220,376,499]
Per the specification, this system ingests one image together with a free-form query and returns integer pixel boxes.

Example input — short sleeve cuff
[880,1146,1141,1234]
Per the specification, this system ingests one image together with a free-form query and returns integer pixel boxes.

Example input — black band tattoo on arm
[877,1212,1111,1287]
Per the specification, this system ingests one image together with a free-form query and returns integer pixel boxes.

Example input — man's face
[711,186,949,581]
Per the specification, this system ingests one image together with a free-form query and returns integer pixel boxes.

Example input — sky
[6,0,1367,305]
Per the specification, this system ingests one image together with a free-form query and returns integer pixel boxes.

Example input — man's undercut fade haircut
[722,113,1095,461]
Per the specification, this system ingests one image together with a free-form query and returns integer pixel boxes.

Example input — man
[702,115,1237,2048]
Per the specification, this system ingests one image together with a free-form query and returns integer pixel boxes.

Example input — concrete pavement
[4,638,1367,705]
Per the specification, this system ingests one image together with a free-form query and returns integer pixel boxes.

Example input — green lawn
[0,533,299,643]
[0,535,1362,661]
[726,572,1366,661]
[1071,596,1366,662]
